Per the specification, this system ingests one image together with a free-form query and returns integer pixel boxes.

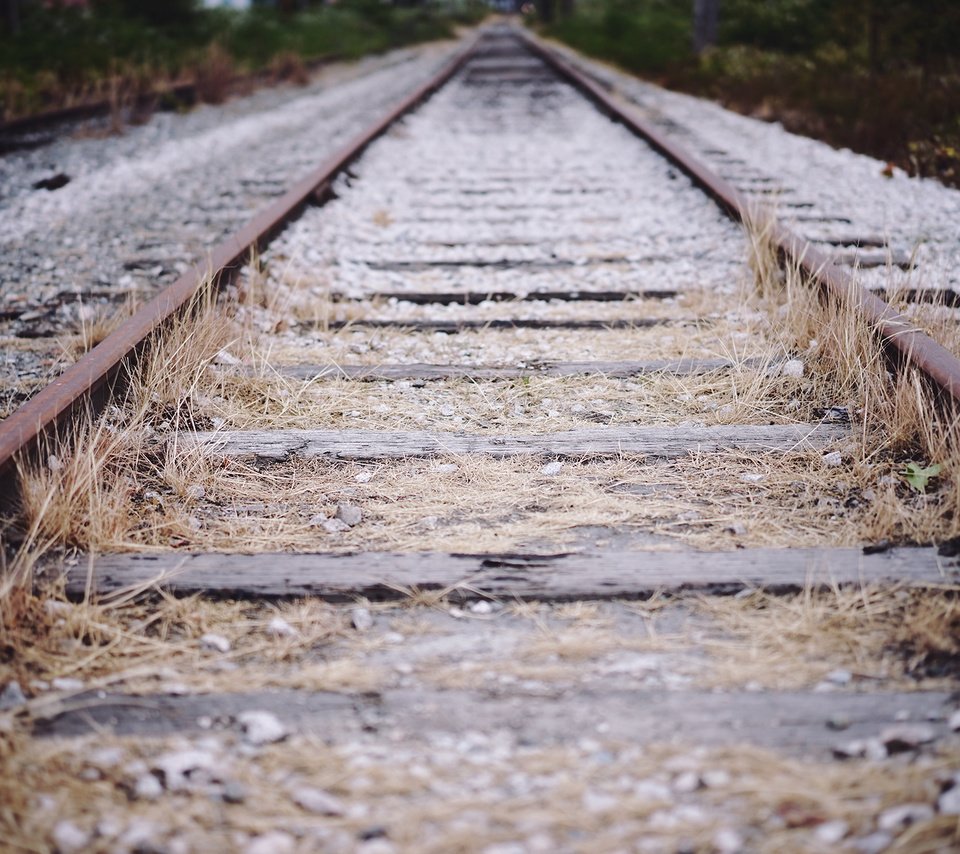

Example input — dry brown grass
[193,43,236,106]
[12,287,231,561]
[746,214,960,545]
[696,583,960,690]
[0,585,356,709]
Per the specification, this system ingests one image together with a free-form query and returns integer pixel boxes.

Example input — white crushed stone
[199,633,231,653]
[238,709,290,745]
[266,617,298,639]
[257,48,744,328]
[51,820,91,853]
[547,38,960,298]
[290,785,346,816]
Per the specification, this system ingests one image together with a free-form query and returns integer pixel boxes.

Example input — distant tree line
[535,0,960,70]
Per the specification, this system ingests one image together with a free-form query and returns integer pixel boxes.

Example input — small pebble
[433,463,459,474]
[469,600,493,615]
[355,471,373,483]
[50,677,84,692]
[51,820,91,854]
[185,484,206,500]
[238,710,289,745]
[245,831,296,854]
[291,786,345,816]
[852,832,893,854]
[826,713,851,731]
[43,600,72,617]
[825,668,852,685]
[947,709,960,731]
[938,786,960,815]
[877,803,934,832]
[0,681,27,710]
[540,461,564,476]
[880,723,936,753]
[822,451,843,467]
[223,780,247,804]
[267,617,298,638]
[200,633,231,654]
[672,771,702,793]
[214,349,241,366]
[815,820,849,845]
[781,359,804,378]
[322,518,350,534]
[351,607,374,632]
[336,503,363,527]
[134,774,164,801]
[701,769,731,788]
[152,749,221,791]
[712,828,744,854]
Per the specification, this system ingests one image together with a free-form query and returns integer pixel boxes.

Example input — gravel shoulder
[0,37,464,418]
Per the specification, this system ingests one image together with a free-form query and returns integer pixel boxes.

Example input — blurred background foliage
[543,0,960,186]
[0,0,486,120]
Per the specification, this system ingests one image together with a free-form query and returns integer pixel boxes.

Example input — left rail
[0,35,479,499]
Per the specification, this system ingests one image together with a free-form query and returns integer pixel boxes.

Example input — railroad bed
[2,25,960,854]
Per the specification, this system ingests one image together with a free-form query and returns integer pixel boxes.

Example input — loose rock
[267,616,298,638]
[781,359,804,378]
[245,831,296,854]
[222,781,248,804]
[200,633,231,653]
[351,607,374,632]
[238,710,289,745]
[51,820,90,854]
[880,723,936,753]
[323,518,351,534]
[336,503,363,527]
[152,749,222,791]
[134,773,164,801]
[877,803,934,832]
[814,820,849,845]
[291,786,346,816]
[0,681,27,710]
[852,832,893,854]
[712,828,744,854]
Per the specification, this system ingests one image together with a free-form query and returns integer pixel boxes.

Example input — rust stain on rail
[0,36,479,496]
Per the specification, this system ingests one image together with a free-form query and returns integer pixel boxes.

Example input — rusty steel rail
[519,28,960,407]
[0,36,479,494]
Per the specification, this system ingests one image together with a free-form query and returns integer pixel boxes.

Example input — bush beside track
[541,0,960,188]
[0,0,487,122]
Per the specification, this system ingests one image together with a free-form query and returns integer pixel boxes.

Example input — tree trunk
[538,0,554,25]
[867,0,882,78]
[693,0,719,54]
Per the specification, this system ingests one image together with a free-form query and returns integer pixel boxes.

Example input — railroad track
[3,23,960,853]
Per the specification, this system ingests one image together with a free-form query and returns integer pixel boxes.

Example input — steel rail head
[516,26,960,410]
[0,34,482,498]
